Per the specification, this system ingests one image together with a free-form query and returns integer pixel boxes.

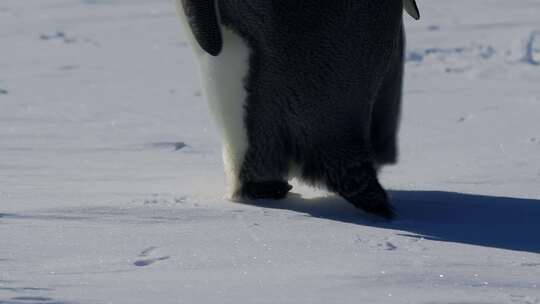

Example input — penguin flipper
[181,0,223,56]
[403,0,420,20]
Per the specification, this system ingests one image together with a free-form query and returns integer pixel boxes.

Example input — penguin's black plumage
[177,0,419,219]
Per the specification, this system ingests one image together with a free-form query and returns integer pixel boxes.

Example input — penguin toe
[340,178,395,220]
[242,181,293,200]
[360,200,396,220]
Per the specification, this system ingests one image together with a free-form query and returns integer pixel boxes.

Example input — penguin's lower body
[176,7,402,219]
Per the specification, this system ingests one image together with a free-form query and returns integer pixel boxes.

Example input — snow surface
[1,0,540,303]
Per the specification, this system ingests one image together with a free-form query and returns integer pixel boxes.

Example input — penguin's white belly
[176,3,250,198]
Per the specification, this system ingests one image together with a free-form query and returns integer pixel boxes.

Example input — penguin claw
[350,190,395,220]
[337,168,396,220]
[345,191,395,220]
[359,200,396,220]
[242,181,293,200]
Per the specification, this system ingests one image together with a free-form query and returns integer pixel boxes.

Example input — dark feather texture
[211,0,405,218]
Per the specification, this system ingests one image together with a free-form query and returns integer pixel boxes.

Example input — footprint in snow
[11,296,53,302]
[374,241,398,251]
[133,247,170,267]
[149,141,187,151]
[384,242,397,251]
[134,256,170,267]
[139,246,157,257]
[521,262,540,267]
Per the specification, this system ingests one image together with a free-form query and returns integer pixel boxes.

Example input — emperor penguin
[175,0,420,219]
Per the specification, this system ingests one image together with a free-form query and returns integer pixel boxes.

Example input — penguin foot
[344,189,395,220]
[335,164,395,220]
[242,181,293,200]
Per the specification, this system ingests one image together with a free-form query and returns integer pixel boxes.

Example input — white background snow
[1,0,540,303]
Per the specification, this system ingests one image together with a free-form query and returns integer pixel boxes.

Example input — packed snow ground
[1,0,540,303]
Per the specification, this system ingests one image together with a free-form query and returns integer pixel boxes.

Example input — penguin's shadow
[244,190,540,253]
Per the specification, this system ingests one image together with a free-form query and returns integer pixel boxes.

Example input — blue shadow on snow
[247,190,540,254]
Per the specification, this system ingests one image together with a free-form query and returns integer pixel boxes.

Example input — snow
[1,0,539,303]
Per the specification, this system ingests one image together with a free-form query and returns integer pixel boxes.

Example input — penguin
[175,0,420,219]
